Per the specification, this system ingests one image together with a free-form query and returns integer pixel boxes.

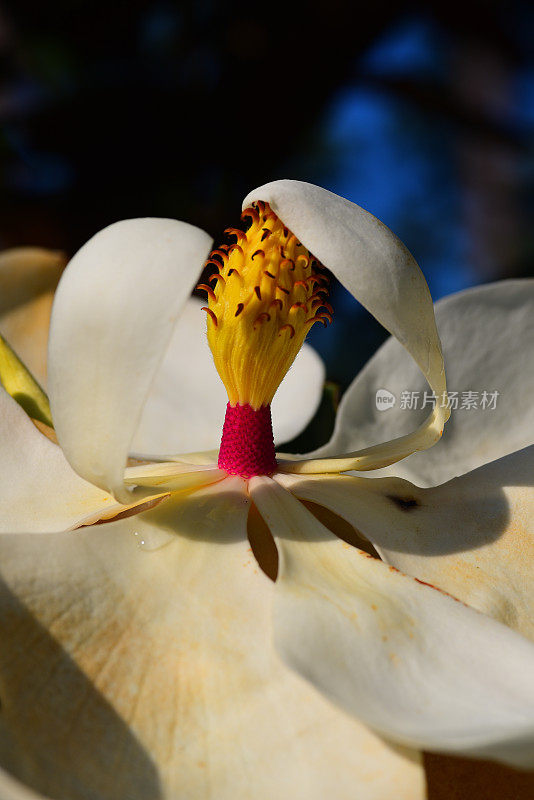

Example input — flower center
[198,201,332,477]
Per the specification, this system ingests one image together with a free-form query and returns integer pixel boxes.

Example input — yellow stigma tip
[202,202,332,408]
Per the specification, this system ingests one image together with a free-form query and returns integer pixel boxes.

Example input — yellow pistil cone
[199,201,332,409]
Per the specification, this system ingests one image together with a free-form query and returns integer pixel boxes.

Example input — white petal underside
[0,478,423,800]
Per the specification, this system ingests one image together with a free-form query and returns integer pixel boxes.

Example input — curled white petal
[244,180,449,474]
[47,218,212,502]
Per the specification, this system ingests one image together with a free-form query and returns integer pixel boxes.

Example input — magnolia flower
[0,181,534,800]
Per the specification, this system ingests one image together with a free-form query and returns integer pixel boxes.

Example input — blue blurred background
[0,0,532,418]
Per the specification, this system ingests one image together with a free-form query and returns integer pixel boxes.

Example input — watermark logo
[375,388,396,410]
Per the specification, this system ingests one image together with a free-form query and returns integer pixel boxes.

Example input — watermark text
[375,389,500,411]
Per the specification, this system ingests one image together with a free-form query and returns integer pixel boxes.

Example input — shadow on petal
[276,446,527,557]
[145,477,248,545]
[0,579,162,800]
[278,471,508,556]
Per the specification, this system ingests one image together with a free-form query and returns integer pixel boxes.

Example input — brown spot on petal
[387,495,420,511]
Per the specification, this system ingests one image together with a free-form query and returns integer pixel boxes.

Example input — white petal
[378,447,534,641]
[0,478,423,800]
[0,247,65,315]
[47,219,212,503]
[320,279,534,485]
[250,475,534,767]
[0,247,66,389]
[273,342,325,444]
[124,459,225,491]
[132,298,325,455]
[0,387,219,533]
[0,292,54,389]
[276,453,534,641]
[0,386,123,533]
[244,181,449,473]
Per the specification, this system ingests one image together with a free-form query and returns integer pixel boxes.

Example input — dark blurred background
[1,0,532,414]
